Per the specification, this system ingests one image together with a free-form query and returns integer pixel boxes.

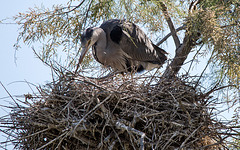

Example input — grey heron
[78,19,167,73]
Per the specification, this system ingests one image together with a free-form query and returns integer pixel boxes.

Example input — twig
[115,121,147,150]
[72,134,99,147]
[109,139,118,150]
[186,43,204,75]
[72,94,112,132]
[0,82,20,108]
[202,85,236,100]
[0,128,50,144]
[168,91,191,124]
[74,76,110,92]
[221,23,239,28]
[111,126,125,150]
[161,131,179,150]
[32,47,59,73]
[97,132,114,149]
[194,48,215,89]
[179,125,202,148]
[36,131,67,150]
[64,0,86,14]
[74,47,82,74]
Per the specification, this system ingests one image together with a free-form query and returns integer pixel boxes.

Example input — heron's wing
[110,21,167,65]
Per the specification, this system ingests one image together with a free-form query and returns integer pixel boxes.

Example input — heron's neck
[95,28,107,50]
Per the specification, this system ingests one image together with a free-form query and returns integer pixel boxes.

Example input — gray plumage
[79,19,167,73]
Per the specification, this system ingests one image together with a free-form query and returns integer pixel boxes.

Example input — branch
[64,0,86,14]
[159,2,181,48]
[156,25,186,46]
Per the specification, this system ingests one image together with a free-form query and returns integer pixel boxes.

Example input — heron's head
[79,27,98,64]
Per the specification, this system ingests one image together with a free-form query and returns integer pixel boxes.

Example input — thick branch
[162,37,194,78]
[159,2,181,48]
[163,29,201,78]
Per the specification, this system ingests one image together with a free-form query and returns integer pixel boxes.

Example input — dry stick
[0,128,50,144]
[0,82,20,108]
[159,2,181,48]
[109,139,118,150]
[72,135,98,147]
[202,85,235,100]
[109,126,125,150]
[36,131,67,150]
[161,131,179,150]
[97,132,114,149]
[194,50,215,89]
[72,94,112,132]
[128,132,138,150]
[154,128,167,149]
[75,76,109,92]
[74,47,82,74]
[186,43,204,74]
[115,121,146,150]
[32,47,60,74]
[167,91,192,124]
[179,124,202,149]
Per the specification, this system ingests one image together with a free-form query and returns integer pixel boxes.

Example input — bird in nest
[77,19,167,74]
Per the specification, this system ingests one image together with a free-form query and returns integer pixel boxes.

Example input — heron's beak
[79,47,89,64]
[79,40,91,64]
[75,40,91,73]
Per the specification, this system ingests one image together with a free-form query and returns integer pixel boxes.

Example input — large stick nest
[1,74,225,149]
